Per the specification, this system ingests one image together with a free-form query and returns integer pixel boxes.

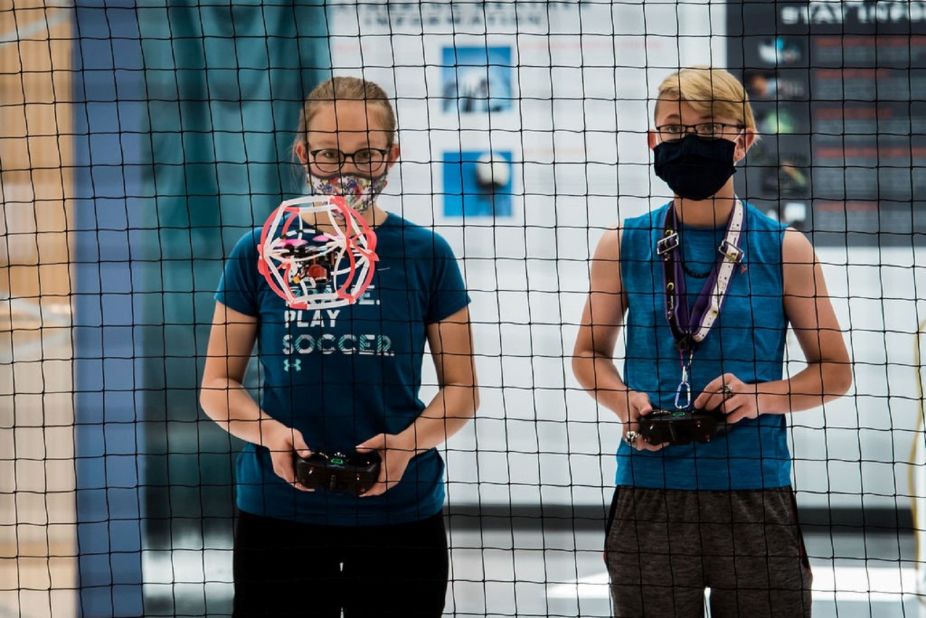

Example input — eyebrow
[306,136,389,150]
[659,114,721,124]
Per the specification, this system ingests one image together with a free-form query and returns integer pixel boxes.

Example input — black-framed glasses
[308,148,390,174]
[655,122,744,142]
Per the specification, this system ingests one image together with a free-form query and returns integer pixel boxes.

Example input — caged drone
[257,195,379,311]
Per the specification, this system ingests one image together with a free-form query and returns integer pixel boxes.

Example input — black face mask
[653,134,737,201]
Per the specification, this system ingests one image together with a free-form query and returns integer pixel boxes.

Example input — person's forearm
[573,353,631,419]
[397,384,479,454]
[200,378,286,446]
[757,361,853,414]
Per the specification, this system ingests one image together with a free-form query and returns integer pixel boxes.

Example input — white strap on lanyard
[692,200,745,342]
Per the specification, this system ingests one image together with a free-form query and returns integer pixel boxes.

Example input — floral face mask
[306,172,389,213]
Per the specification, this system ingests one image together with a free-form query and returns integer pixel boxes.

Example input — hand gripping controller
[638,407,727,446]
[295,451,381,495]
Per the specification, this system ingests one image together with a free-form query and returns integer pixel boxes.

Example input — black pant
[233,509,448,617]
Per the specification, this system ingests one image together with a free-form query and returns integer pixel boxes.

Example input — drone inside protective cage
[257,195,378,310]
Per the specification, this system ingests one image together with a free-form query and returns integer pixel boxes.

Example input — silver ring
[720,384,734,398]
[624,431,640,446]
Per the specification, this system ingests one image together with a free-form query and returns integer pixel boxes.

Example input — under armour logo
[284,359,302,372]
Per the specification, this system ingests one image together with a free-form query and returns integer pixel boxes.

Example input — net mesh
[1,1,923,616]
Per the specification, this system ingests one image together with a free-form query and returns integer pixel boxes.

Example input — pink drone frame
[257,195,378,310]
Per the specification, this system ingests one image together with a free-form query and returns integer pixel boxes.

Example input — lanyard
[656,201,745,408]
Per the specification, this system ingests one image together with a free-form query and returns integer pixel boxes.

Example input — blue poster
[443,150,514,218]
[441,45,513,113]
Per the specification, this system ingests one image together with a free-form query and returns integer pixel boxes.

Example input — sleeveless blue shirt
[616,202,791,490]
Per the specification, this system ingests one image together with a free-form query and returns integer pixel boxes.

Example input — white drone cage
[257,195,378,310]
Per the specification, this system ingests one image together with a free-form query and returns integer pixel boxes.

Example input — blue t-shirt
[214,213,470,525]
[617,202,791,490]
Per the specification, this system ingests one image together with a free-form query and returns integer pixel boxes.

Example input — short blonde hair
[295,76,397,147]
[654,67,756,131]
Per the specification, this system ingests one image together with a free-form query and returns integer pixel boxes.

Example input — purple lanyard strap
[656,201,746,408]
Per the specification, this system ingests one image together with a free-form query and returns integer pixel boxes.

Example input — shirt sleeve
[214,229,260,317]
[425,232,471,324]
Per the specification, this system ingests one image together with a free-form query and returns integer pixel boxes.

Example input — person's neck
[673,182,737,229]
[364,204,389,228]
[306,203,389,233]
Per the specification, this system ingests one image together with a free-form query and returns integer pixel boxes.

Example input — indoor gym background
[1,1,925,616]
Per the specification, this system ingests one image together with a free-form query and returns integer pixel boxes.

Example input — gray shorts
[604,486,812,618]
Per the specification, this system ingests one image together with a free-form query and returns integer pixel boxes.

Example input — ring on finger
[720,384,734,398]
[624,430,640,447]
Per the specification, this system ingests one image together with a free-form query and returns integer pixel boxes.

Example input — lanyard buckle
[657,232,679,257]
[718,239,744,263]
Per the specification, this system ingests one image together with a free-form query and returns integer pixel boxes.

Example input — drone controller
[638,407,727,445]
[295,451,381,495]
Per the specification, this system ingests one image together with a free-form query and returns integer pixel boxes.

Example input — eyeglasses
[655,122,744,142]
[308,148,390,174]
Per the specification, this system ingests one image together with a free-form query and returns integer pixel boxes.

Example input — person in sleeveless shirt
[572,67,851,617]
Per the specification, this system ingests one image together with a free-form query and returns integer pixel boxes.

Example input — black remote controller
[294,451,381,495]
[638,407,727,445]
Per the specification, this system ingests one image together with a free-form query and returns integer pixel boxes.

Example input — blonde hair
[654,67,756,131]
[295,76,397,149]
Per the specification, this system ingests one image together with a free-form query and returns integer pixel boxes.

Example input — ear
[294,141,309,165]
[734,129,757,164]
[647,129,658,151]
[386,142,401,172]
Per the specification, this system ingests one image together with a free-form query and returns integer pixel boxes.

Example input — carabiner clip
[675,380,691,410]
